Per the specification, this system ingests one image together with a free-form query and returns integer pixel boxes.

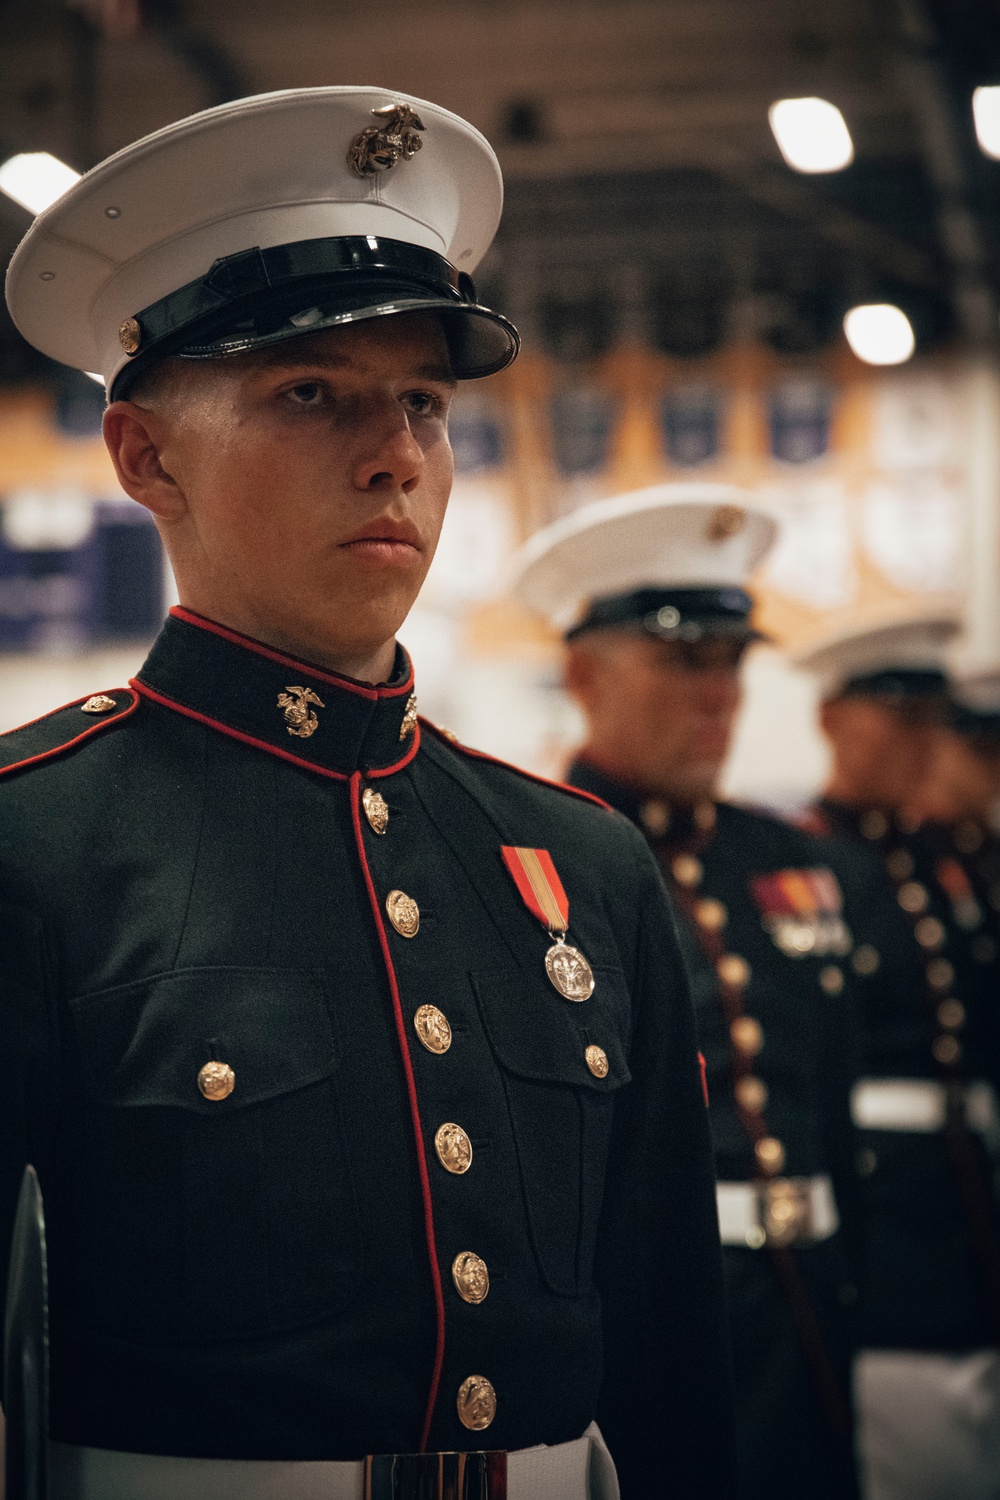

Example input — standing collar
[567,755,718,845]
[133,607,419,781]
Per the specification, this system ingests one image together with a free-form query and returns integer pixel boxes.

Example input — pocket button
[198,1061,236,1101]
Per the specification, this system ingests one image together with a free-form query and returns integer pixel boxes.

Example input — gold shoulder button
[81,695,117,714]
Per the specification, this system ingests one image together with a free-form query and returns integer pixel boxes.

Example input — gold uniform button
[927,958,955,991]
[898,881,929,914]
[457,1375,496,1431]
[696,898,727,931]
[754,1136,786,1175]
[693,801,717,832]
[672,854,703,887]
[914,916,945,950]
[735,1075,768,1112]
[819,964,845,995]
[886,848,914,880]
[852,944,880,976]
[81,694,117,714]
[861,810,889,840]
[932,1034,961,1066]
[640,799,671,837]
[413,1004,452,1055]
[362,787,389,834]
[386,889,420,937]
[452,1251,489,1305]
[730,1015,764,1057]
[585,1044,609,1078]
[435,1122,472,1175]
[718,954,750,988]
[937,999,965,1030]
[198,1061,235,1101]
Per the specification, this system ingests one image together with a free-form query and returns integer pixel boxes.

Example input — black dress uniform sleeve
[595,835,737,1498]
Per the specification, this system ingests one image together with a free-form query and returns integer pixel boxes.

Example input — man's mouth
[340,517,422,562]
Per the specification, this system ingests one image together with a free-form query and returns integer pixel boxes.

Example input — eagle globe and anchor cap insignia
[348,103,426,177]
[277,685,325,739]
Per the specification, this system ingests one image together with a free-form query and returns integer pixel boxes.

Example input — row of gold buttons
[368,784,497,1432]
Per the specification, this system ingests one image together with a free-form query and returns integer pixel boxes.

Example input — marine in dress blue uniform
[796,620,1000,1500]
[513,485,867,1500]
[0,89,735,1500]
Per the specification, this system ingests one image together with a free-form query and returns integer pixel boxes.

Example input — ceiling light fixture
[0,152,80,215]
[768,97,854,173]
[972,86,1000,159]
[843,303,915,365]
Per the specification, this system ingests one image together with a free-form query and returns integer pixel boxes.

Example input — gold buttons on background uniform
[885,848,915,880]
[198,1061,235,1101]
[585,1044,609,1078]
[362,787,389,834]
[937,999,966,1030]
[81,694,117,714]
[640,799,671,837]
[754,1136,786,1175]
[897,881,929,914]
[914,917,945,950]
[730,1016,764,1057]
[386,889,420,937]
[861,811,889,840]
[413,1005,452,1054]
[457,1375,496,1431]
[932,1035,961,1066]
[452,1252,489,1304]
[718,954,750,988]
[819,965,845,995]
[927,958,955,991]
[672,854,703,887]
[735,1076,768,1112]
[852,944,880,975]
[696,898,727,931]
[435,1122,472,1175]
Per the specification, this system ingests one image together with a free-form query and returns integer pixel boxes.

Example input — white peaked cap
[511,483,779,633]
[5,86,511,392]
[792,613,960,699]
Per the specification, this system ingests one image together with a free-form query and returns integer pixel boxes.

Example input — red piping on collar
[0,689,140,779]
[132,678,420,780]
[348,771,446,1451]
[419,719,611,811]
[169,607,415,700]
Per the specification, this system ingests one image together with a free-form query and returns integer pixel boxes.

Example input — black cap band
[949,701,1000,739]
[566,586,761,643]
[111,235,518,398]
[840,668,948,700]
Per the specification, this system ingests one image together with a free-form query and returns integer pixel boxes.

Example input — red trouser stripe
[348,771,446,1451]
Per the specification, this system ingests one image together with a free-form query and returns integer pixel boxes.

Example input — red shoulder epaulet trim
[0,688,140,780]
[418,718,611,811]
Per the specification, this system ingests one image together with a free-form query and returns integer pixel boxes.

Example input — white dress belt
[850,1078,999,1134]
[716,1174,839,1249]
[50,1423,620,1500]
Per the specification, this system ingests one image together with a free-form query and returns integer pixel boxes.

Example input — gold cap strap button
[414,1004,452,1055]
[81,695,117,714]
[585,1044,609,1078]
[386,889,419,937]
[198,1061,235,1101]
[435,1122,472,1175]
[457,1375,496,1431]
[362,787,389,834]
[452,1251,490,1304]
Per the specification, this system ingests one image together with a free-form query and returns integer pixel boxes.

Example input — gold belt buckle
[761,1177,813,1247]
[364,1450,508,1500]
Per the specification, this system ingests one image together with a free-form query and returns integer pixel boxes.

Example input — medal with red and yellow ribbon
[501,845,596,1001]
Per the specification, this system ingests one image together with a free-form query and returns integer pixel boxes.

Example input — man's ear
[564,639,598,707]
[818,696,841,740]
[103,401,186,520]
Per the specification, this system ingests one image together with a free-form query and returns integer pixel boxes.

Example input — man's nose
[352,401,426,493]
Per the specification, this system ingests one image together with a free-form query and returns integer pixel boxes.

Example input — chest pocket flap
[472,965,631,1091]
[71,965,337,1112]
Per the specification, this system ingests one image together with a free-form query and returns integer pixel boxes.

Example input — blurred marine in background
[797,620,1000,1500]
[0,88,736,1499]
[514,483,868,1500]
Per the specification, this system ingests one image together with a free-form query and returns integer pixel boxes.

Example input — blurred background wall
[1,0,999,805]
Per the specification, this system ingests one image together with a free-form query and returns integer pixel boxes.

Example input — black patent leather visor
[110,236,519,399]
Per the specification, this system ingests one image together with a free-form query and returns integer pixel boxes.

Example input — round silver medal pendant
[544,937,596,1001]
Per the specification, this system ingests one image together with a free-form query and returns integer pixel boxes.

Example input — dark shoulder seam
[418,718,611,811]
[0,688,141,779]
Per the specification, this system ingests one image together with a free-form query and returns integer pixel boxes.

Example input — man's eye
[287,382,326,405]
[405,390,440,417]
